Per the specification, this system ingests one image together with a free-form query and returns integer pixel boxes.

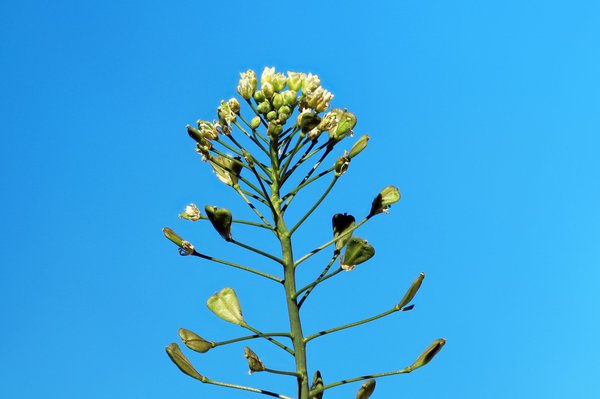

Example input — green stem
[264,368,301,378]
[233,120,270,156]
[289,177,338,235]
[214,332,291,347]
[309,367,412,396]
[282,167,333,201]
[240,188,270,206]
[304,307,398,343]
[296,254,340,308]
[204,378,293,399]
[230,239,284,265]
[245,99,269,129]
[295,267,343,300]
[191,251,282,283]
[234,185,274,228]
[280,136,308,178]
[243,324,295,355]
[281,147,333,210]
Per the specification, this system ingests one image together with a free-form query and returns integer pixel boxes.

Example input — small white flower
[261,66,276,85]
[179,203,201,221]
[237,70,257,100]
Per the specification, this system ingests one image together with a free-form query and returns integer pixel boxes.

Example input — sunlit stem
[243,323,295,355]
[294,266,343,300]
[203,378,293,399]
[191,251,282,283]
[309,367,413,397]
[213,138,244,158]
[304,306,398,343]
[240,188,270,206]
[249,165,278,215]
[264,368,302,378]
[282,167,334,202]
[234,185,274,228]
[230,238,285,265]
[238,113,269,144]
[289,177,339,235]
[296,253,340,308]
[197,215,274,231]
[214,332,291,347]
[282,147,333,208]
[233,120,270,155]
[281,141,317,183]
[280,134,305,162]
[294,217,370,268]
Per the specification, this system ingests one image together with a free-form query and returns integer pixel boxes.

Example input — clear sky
[1,1,599,398]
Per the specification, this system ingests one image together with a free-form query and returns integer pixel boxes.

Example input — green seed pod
[310,370,324,399]
[253,90,266,102]
[178,328,215,353]
[210,155,243,186]
[282,90,297,106]
[410,338,446,371]
[397,272,425,310]
[256,100,271,114]
[262,81,275,99]
[356,379,376,399]
[187,125,212,150]
[204,206,233,241]
[341,236,375,271]
[206,287,245,325]
[162,227,195,255]
[368,186,401,217]
[297,111,321,134]
[266,110,278,121]
[250,116,261,129]
[348,135,370,158]
[165,343,203,380]
[333,153,350,177]
[244,346,266,374]
[332,213,356,253]
[272,93,284,109]
[328,109,357,142]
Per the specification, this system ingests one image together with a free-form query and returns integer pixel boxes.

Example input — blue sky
[1,1,599,398]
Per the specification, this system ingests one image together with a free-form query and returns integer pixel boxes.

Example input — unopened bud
[272,93,284,109]
[162,227,195,255]
[178,328,215,353]
[204,205,233,241]
[397,273,425,310]
[250,116,261,129]
[179,203,201,221]
[257,100,271,114]
[267,121,283,139]
[409,338,446,371]
[272,73,287,92]
[348,135,369,158]
[310,370,324,399]
[244,347,266,374]
[341,237,375,271]
[287,71,305,91]
[278,105,292,122]
[282,90,297,106]
[266,110,278,121]
[206,287,245,325]
[165,343,204,380]
[253,90,266,102]
[368,186,401,217]
[332,213,356,253]
[228,98,240,114]
[356,379,376,399]
[262,81,274,99]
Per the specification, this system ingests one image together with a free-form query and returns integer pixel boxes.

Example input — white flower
[261,66,275,85]
[302,73,321,94]
[287,71,306,91]
[179,203,201,221]
[237,70,257,100]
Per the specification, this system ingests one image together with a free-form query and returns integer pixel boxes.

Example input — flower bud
[162,227,195,255]
[253,90,266,102]
[186,125,210,148]
[206,287,245,325]
[310,370,324,399]
[297,110,321,134]
[368,186,401,217]
[333,153,350,177]
[397,272,425,310]
[237,70,258,100]
[341,237,375,271]
[256,100,271,114]
[278,105,292,122]
[332,213,355,253]
[356,379,376,399]
[348,135,369,158]
[178,328,215,353]
[282,90,297,106]
[261,66,275,85]
[166,343,204,380]
[244,347,266,374]
[267,121,283,139]
[409,338,446,371]
[197,120,218,140]
[250,116,261,129]
[227,97,240,114]
[272,93,284,109]
[210,156,243,186]
[204,205,233,241]
[266,110,278,121]
[179,203,201,221]
[272,73,287,92]
[262,81,274,99]
[287,71,305,91]
[302,73,321,94]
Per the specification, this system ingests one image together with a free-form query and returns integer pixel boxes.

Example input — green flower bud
[333,153,350,177]
[297,110,322,134]
[186,125,211,149]
[256,100,271,114]
[282,90,297,106]
[332,213,355,253]
[209,156,243,186]
[237,69,258,100]
[267,121,283,139]
[179,203,201,221]
[287,71,306,91]
[178,328,215,353]
[409,338,446,371]
[368,186,401,217]
[272,93,284,109]
[227,97,240,114]
[356,379,376,399]
[250,116,261,129]
[197,120,218,140]
[272,73,287,92]
[341,236,375,271]
[348,135,369,158]
[206,287,245,325]
[266,110,278,121]
[162,227,195,255]
[262,81,275,99]
[397,272,425,310]
[165,343,204,381]
[204,205,233,241]
[244,347,266,374]
[310,370,324,399]
[278,106,291,123]
[253,90,266,102]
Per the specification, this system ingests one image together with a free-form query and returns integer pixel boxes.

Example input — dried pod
[244,346,266,374]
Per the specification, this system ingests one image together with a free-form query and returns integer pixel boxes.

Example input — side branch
[191,251,282,283]
[204,378,293,399]
[309,367,412,397]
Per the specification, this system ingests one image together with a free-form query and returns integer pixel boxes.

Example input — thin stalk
[214,332,291,347]
[240,188,270,206]
[297,254,340,308]
[208,154,267,200]
[230,238,285,265]
[243,324,295,355]
[233,120,270,156]
[213,140,271,181]
[245,99,269,128]
[295,267,343,299]
[309,367,412,397]
[198,215,274,231]
[281,141,317,184]
[234,185,274,228]
[289,177,338,235]
[304,307,398,343]
[204,378,293,399]
[264,368,301,378]
[191,251,282,283]
[281,167,333,202]
[238,112,269,144]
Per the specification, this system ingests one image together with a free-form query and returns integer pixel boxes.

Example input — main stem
[269,140,310,399]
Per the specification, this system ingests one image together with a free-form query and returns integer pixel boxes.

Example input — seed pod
[341,237,375,271]
[368,186,401,217]
[204,206,233,241]
[244,347,266,374]
[210,155,243,186]
[310,370,324,399]
[332,213,355,253]
[165,343,203,380]
[178,328,215,353]
[356,379,376,399]
[410,338,446,371]
[206,287,245,325]
[297,111,322,134]
[397,273,425,310]
[333,153,350,177]
[162,227,195,255]
[348,135,370,158]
